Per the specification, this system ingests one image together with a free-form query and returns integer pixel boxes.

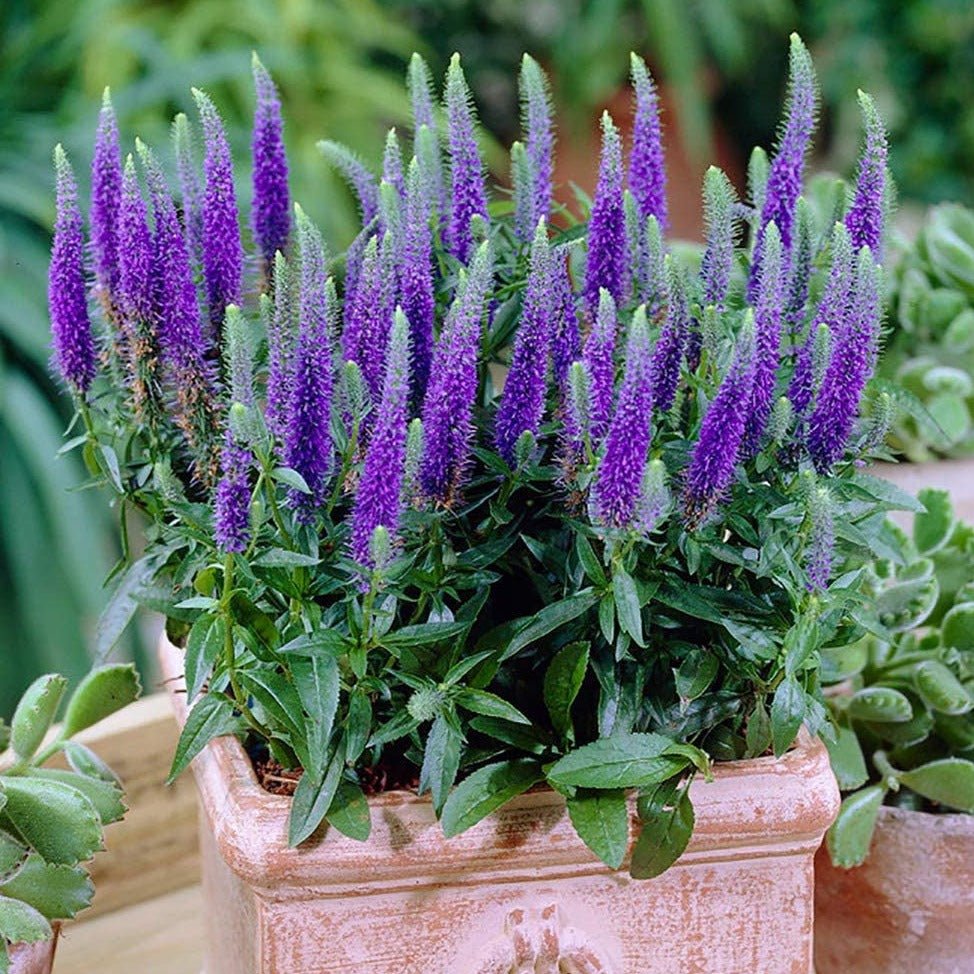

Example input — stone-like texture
[815,806,974,974]
[159,637,838,974]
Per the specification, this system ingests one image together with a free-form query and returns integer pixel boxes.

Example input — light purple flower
[700,166,739,310]
[628,54,667,230]
[742,221,785,455]
[194,88,244,334]
[251,55,291,275]
[214,435,252,553]
[511,141,533,244]
[784,197,813,337]
[650,258,689,413]
[495,221,553,464]
[265,251,295,439]
[805,482,834,591]
[350,307,411,566]
[748,34,817,302]
[632,214,666,312]
[399,158,436,405]
[172,113,204,271]
[408,54,447,224]
[519,54,554,235]
[584,112,627,315]
[683,315,757,526]
[419,241,493,504]
[845,91,888,261]
[583,288,619,444]
[445,54,488,264]
[319,141,379,226]
[807,247,882,472]
[551,246,580,389]
[49,146,96,394]
[90,89,122,300]
[591,306,654,528]
[284,206,334,517]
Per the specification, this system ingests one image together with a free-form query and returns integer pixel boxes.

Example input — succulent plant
[883,204,974,460]
[823,487,974,868]
[0,664,139,966]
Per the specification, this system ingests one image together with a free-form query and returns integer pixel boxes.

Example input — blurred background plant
[2,0,973,708]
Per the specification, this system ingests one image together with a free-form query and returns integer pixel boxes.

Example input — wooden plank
[56,693,201,918]
[55,885,204,974]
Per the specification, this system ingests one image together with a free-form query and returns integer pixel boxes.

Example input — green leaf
[252,548,320,568]
[745,697,772,757]
[93,557,155,664]
[543,641,590,740]
[826,785,884,868]
[382,622,470,650]
[10,674,67,762]
[288,739,346,846]
[847,686,913,723]
[824,724,869,790]
[25,769,125,825]
[419,714,462,815]
[441,759,544,837]
[566,788,629,869]
[62,664,141,738]
[325,779,371,841]
[454,689,530,725]
[913,488,956,555]
[0,856,93,921]
[235,670,304,740]
[630,778,695,879]
[227,594,280,661]
[271,466,312,493]
[941,602,974,652]
[770,677,805,757]
[500,590,598,661]
[468,716,550,754]
[914,660,972,715]
[0,778,102,865]
[290,654,340,774]
[575,534,606,586]
[63,742,121,788]
[279,630,351,656]
[184,615,226,702]
[847,472,925,512]
[0,896,51,946]
[612,569,645,647]
[0,833,28,883]
[547,733,689,789]
[899,758,974,812]
[344,691,372,763]
[674,651,719,703]
[167,694,241,783]
[367,709,420,748]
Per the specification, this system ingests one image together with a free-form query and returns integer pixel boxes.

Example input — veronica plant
[823,489,974,869]
[51,37,909,877]
[0,665,139,966]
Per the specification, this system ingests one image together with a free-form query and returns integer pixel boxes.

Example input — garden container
[815,806,974,973]
[872,459,974,524]
[8,929,57,974]
[159,637,838,974]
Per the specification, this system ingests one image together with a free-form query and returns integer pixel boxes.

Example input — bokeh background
[2,0,973,712]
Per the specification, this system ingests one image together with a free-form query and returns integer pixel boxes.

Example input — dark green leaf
[345,691,372,763]
[184,614,226,701]
[367,709,420,748]
[566,788,629,869]
[228,594,280,661]
[454,689,530,725]
[630,778,695,879]
[419,714,462,815]
[468,716,551,754]
[575,534,606,586]
[167,694,241,783]
[253,548,320,568]
[612,569,645,647]
[500,590,598,661]
[441,759,543,837]
[288,739,346,846]
[272,466,312,494]
[543,641,590,740]
[674,652,719,703]
[770,677,805,757]
[382,622,469,650]
[325,779,371,841]
[93,557,155,664]
[547,733,690,789]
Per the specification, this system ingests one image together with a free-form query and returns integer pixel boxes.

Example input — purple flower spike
[90,89,123,300]
[350,307,411,567]
[700,166,740,310]
[628,54,667,230]
[266,251,295,439]
[400,158,435,404]
[807,248,882,472]
[805,482,834,591]
[495,221,553,464]
[382,129,407,206]
[49,146,96,394]
[511,142,533,244]
[633,214,666,312]
[519,54,554,233]
[251,54,291,275]
[650,258,689,413]
[284,206,334,517]
[172,113,204,271]
[584,112,627,315]
[214,436,252,553]
[748,34,818,302]
[551,246,580,389]
[742,221,786,455]
[584,288,619,444]
[194,88,244,335]
[788,223,854,418]
[419,241,493,504]
[117,155,154,333]
[683,314,757,526]
[319,141,379,226]
[591,306,654,529]
[845,91,888,261]
[445,54,489,265]
[784,197,813,336]
[408,54,447,223]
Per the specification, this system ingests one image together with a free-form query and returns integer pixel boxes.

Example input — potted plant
[0,665,139,972]
[868,204,974,521]
[49,35,906,973]
[816,487,974,973]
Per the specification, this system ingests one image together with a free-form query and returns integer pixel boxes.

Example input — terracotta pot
[159,636,838,974]
[8,929,58,974]
[815,806,974,973]
[871,458,974,526]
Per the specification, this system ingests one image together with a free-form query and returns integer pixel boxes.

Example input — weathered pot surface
[159,636,839,974]
[8,931,57,974]
[815,805,974,974]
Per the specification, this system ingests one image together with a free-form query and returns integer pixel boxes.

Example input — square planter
[815,806,974,973]
[159,637,838,974]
